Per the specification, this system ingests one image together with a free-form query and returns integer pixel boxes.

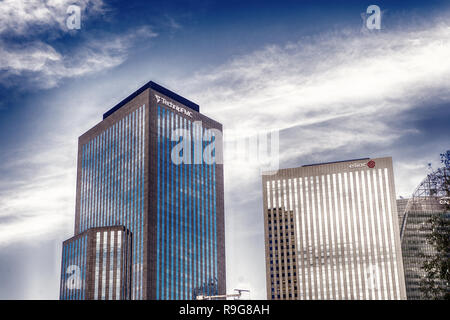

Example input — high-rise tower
[262,157,406,300]
[60,81,226,300]
[400,167,449,300]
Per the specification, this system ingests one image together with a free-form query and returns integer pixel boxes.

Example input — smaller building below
[60,226,132,300]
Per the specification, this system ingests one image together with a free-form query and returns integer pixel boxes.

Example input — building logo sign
[155,94,193,118]
[349,160,376,169]
[440,197,450,205]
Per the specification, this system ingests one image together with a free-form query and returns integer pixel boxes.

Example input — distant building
[262,157,407,300]
[60,81,226,300]
[396,198,409,237]
[400,167,449,300]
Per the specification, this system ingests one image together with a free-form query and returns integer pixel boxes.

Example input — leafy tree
[441,150,450,168]
[419,150,450,300]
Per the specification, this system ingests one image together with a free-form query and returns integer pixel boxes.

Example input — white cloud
[0,0,158,88]
[188,24,450,135]
[0,0,106,36]
[0,142,76,247]
[174,16,450,298]
[1,9,449,299]
[178,17,450,185]
[0,25,158,88]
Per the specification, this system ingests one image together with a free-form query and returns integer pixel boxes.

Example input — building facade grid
[77,105,145,299]
[156,106,219,300]
[262,158,407,300]
[61,82,226,300]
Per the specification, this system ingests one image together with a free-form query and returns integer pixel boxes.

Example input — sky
[0,0,449,299]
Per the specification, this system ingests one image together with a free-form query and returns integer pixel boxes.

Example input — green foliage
[441,150,450,169]
[420,150,450,300]
[420,213,450,300]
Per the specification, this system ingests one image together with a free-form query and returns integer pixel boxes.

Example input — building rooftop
[103,80,200,120]
[301,158,370,167]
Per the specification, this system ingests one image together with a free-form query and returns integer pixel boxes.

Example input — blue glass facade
[77,105,145,299]
[60,234,88,300]
[60,226,132,300]
[61,82,225,300]
[156,106,219,299]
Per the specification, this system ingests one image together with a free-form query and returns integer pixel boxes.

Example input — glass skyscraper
[400,167,449,300]
[262,157,407,300]
[60,81,226,300]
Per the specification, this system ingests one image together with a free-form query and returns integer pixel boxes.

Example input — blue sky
[0,0,449,299]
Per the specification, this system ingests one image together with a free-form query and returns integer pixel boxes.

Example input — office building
[262,157,407,300]
[60,81,226,300]
[396,198,409,238]
[400,167,449,299]
[60,226,133,300]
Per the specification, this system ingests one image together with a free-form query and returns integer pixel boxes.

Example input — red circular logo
[367,160,376,168]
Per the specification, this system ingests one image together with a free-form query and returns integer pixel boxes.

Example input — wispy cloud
[165,15,182,31]
[0,0,157,89]
[1,7,449,299]
[188,24,450,134]
[0,141,76,247]
[0,0,106,36]
[180,16,450,181]
[0,25,158,88]
[174,14,450,298]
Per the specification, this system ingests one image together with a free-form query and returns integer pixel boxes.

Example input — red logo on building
[367,160,376,168]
